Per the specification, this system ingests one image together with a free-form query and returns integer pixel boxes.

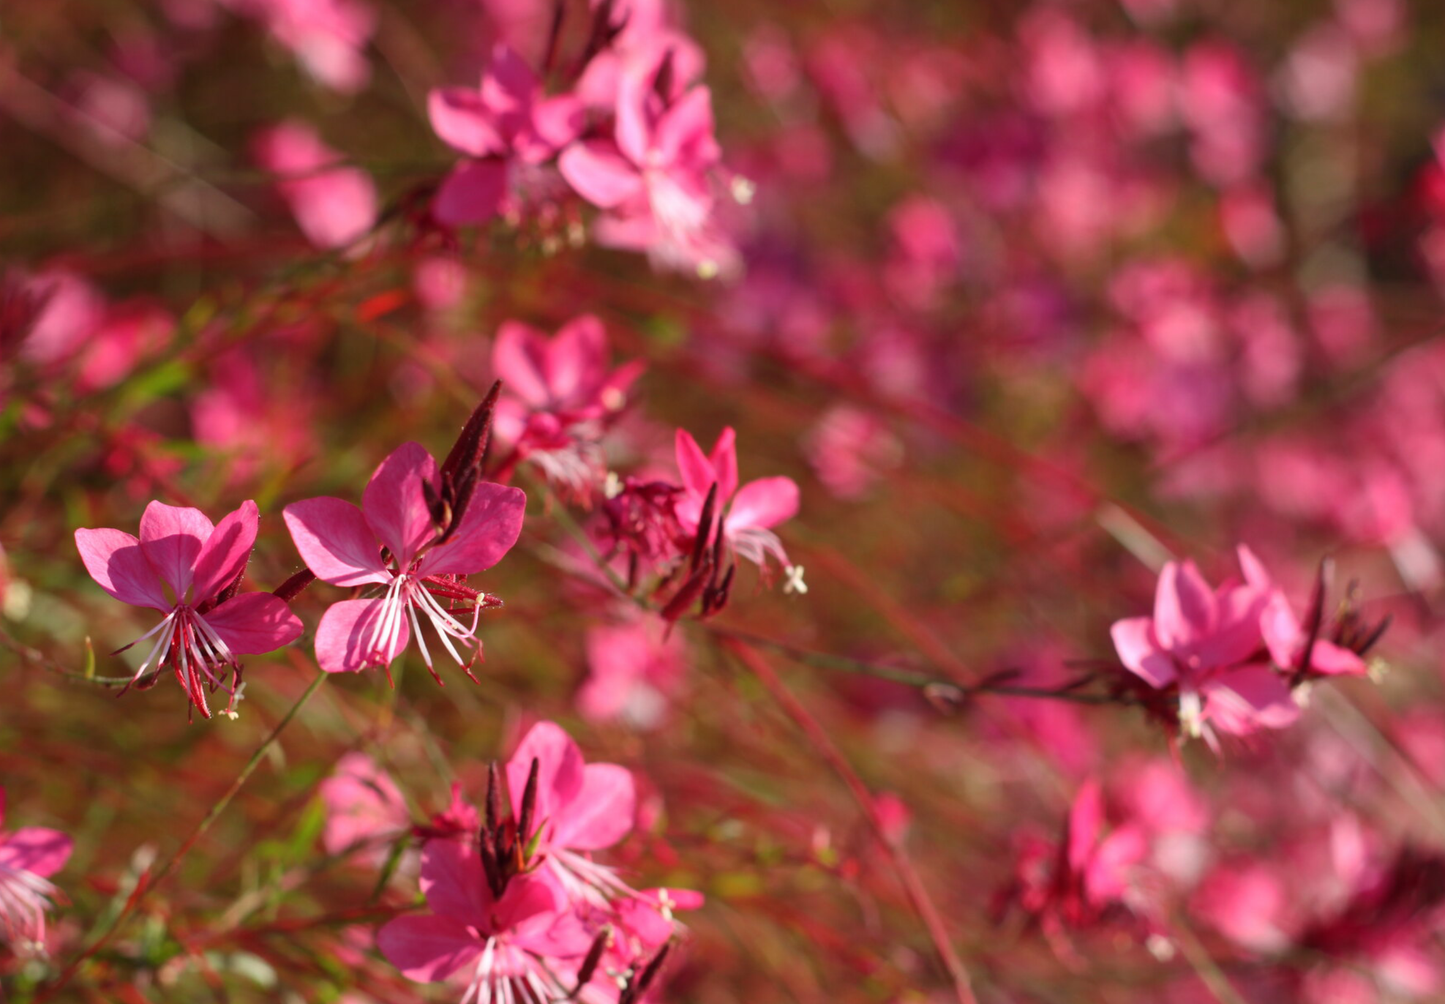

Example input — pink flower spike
[75,500,303,719]
[0,787,72,953]
[505,721,636,902]
[284,441,526,681]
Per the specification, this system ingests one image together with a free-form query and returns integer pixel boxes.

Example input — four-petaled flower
[0,787,72,954]
[675,426,799,571]
[283,441,526,679]
[75,500,303,719]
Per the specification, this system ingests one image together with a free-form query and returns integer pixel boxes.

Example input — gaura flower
[674,426,799,571]
[75,500,303,719]
[319,752,410,863]
[1110,548,1299,742]
[0,788,72,954]
[283,441,525,679]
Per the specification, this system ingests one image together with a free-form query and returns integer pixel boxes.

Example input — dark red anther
[486,761,502,835]
[689,482,718,574]
[619,945,670,1004]
[542,0,565,75]
[272,568,317,603]
[517,756,541,851]
[572,927,611,995]
[703,562,735,617]
[661,558,712,624]
[1295,557,1331,681]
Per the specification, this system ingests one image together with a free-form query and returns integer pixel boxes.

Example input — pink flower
[427,45,583,226]
[1238,547,1369,680]
[75,501,304,719]
[376,842,592,1002]
[491,315,643,496]
[1110,550,1299,740]
[578,617,686,729]
[559,63,736,277]
[253,120,378,250]
[283,441,526,679]
[0,788,72,953]
[320,752,410,862]
[674,427,799,570]
[505,721,635,902]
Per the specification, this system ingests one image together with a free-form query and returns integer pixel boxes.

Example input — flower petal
[419,837,492,924]
[418,483,526,577]
[545,314,606,406]
[376,915,480,983]
[1110,617,1177,688]
[1202,666,1300,735]
[493,321,552,407]
[726,477,799,532]
[654,86,718,167]
[708,427,738,502]
[1153,560,1215,651]
[551,762,634,850]
[507,721,585,835]
[138,501,214,602]
[559,141,644,209]
[363,442,439,568]
[427,87,504,157]
[433,159,507,226]
[283,497,390,587]
[191,500,259,602]
[0,828,72,878]
[1306,639,1368,676]
[314,597,410,674]
[674,428,716,499]
[204,593,303,655]
[74,528,169,610]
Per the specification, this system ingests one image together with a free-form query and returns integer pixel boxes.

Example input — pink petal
[507,721,585,834]
[417,483,526,577]
[138,501,214,602]
[726,477,799,532]
[283,497,390,587]
[480,44,537,120]
[191,500,259,602]
[1065,779,1104,874]
[551,762,635,850]
[433,160,507,226]
[314,597,410,674]
[74,528,169,610]
[1110,617,1177,688]
[1153,560,1216,651]
[1259,592,1303,669]
[203,593,303,655]
[427,87,504,157]
[1307,639,1368,676]
[531,94,584,152]
[1085,826,1147,905]
[1194,584,1268,670]
[492,872,566,938]
[376,915,480,982]
[614,70,653,165]
[320,752,408,855]
[708,427,739,502]
[1202,666,1300,735]
[1235,544,1272,591]
[544,314,606,404]
[419,838,492,924]
[492,321,552,407]
[0,828,72,878]
[674,428,717,499]
[558,141,645,209]
[363,442,439,568]
[654,86,718,167]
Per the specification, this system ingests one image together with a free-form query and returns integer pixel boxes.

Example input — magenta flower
[376,842,592,1003]
[491,315,643,495]
[559,64,737,277]
[0,788,72,953]
[504,721,635,902]
[75,500,303,719]
[1110,551,1299,741]
[428,44,583,226]
[675,427,799,571]
[283,441,526,679]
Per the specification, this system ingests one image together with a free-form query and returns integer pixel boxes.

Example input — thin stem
[724,638,979,1004]
[36,673,328,1002]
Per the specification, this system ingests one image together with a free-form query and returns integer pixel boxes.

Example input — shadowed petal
[204,593,303,654]
[428,87,505,157]
[551,763,634,850]
[727,477,799,532]
[493,321,552,407]
[138,502,214,602]
[1110,617,1177,688]
[376,914,480,982]
[654,86,718,166]
[314,598,410,674]
[363,442,439,568]
[1203,666,1300,735]
[433,160,507,226]
[545,314,606,405]
[418,483,526,577]
[192,500,259,602]
[1154,560,1215,651]
[0,828,72,878]
[283,497,390,587]
[419,838,492,924]
[74,528,169,610]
